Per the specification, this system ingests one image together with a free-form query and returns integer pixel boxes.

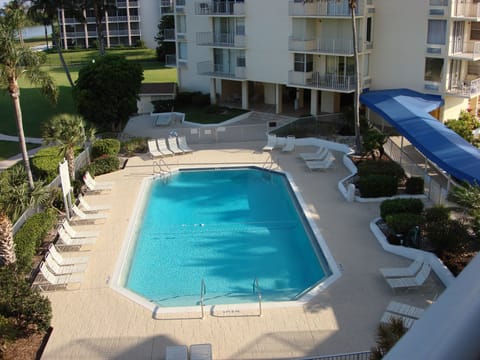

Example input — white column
[105,11,110,48]
[61,9,68,49]
[126,0,132,46]
[83,9,89,48]
[210,78,217,105]
[276,84,283,114]
[242,81,249,110]
[310,89,318,115]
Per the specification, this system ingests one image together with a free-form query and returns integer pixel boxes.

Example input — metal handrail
[152,157,170,175]
[253,277,262,317]
[200,279,206,319]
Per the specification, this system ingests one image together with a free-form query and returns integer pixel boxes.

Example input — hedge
[386,213,425,235]
[120,137,147,156]
[84,155,120,176]
[358,174,398,198]
[14,208,57,272]
[357,159,405,181]
[31,146,82,183]
[380,198,424,219]
[405,176,424,194]
[91,139,121,159]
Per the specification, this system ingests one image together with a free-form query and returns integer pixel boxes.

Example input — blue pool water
[124,168,331,307]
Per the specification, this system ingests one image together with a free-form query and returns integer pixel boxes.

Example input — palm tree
[42,113,95,180]
[0,212,16,266]
[0,13,58,189]
[349,0,362,154]
[28,0,79,87]
[1,1,29,44]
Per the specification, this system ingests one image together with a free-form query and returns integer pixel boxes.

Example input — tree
[362,127,386,160]
[445,110,480,145]
[0,212,16,266]
[155,15,176,63]
[73,54,144,131]
[349,0,362,154]
[1,1,29,44]
[76,0,116,56]
[370,318,406,360]
[42,113,95,180]
[0,11,58,189]
[28,0,80,87]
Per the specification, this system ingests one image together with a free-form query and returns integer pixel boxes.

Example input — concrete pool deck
[41,141,444,360]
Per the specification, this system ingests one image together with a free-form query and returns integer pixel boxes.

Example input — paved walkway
[40,140,444,360]
[0,133,43,170]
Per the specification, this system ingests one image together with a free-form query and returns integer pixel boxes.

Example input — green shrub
[91,139,121,159]
[425,219,470,253]
[120,137,147,156]
[357,159,405,182]
[380,198,424,219]
[31,146,63,183]
[191,93,210,106]
[85,155,120,176]
[0,266,52,335]
[14,208,57,272]
[405,177,424,194]
[386,213,425,235]
[358,174,398,198]
[424,205,450,223]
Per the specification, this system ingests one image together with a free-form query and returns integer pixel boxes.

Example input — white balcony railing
[450,40,480,60]
[446,76,480,97]
[289,37,358,55]
[196,32,245,48]
[288,0,362,17]
[197,61,246,79]
[452,0,480,18]
[195,1,245,16]
[288,70,356,92]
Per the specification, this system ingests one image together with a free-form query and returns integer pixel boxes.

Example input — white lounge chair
[83,172,113,192]
[282,135,295,152]
[47,243,89,265]
[157,138,174,156]
[71,205,108,223]
[190,344,212,360]
[386,263,431,293]
[35,261,84,291]
[62,220,99,239]
[380,256,424,278]
[44,252,88,275]
[165,345,188,360]
[167,136,184,155]
[177,136,193,153]
[380,311,416,329]
[57,227,96,246]
[299,146,330,161]
[262,134,277,152]
[386,301,425,319]
[78,195,111,213]
[305,156,335,171]
[148,139,163,158]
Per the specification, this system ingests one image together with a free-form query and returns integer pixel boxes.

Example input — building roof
[139,82,176,96]
[360,88,480,184]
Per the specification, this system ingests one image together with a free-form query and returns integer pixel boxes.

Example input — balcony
[452,0,480,19]
[197,61,246,79]
[165,54,177,67]
[163,29,176,41]
[196,32,246,48]
[289,0,361,17]
[288,71,356,92]
[289,37,360,55]
[117,1,139,8]
[195,1,245,16]
[450,40,480,61]
[446,76,480,98]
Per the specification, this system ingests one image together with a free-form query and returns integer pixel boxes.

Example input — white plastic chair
[57,227,96,246]
[177,136,193,153]
[167,136,184,155]
[156,138,174,156]
[83,172,113,192]
[78,195,111,213]
[47,243,89,265]
[147,139,163,158]
[71,205,108,223]
[44,252,88,275]
[380,256,424,278]
[62,220,99,239]
[35,261,84,291]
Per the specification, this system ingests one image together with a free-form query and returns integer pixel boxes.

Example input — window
[294,53,313,72]
[366,17,372,43]
[429,0,448,5]
[427,20,447,45]
[471,22,480,41]
[424,58,444,82]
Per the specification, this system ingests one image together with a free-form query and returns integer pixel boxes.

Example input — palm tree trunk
[10,79,35,190]
[350,0,362,154]
[66,147,76,181]
[52,24,74,87]
[0,213,16,266]
[43,22,49,49]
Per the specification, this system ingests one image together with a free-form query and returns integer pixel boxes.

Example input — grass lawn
[177,105,250,124]
[0,141,40,161]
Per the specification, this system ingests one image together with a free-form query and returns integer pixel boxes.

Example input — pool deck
[41,139,444,359]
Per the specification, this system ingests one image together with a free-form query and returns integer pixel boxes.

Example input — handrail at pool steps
[200,278,206,319]
[253,277,262,317]
[152,157,171,175]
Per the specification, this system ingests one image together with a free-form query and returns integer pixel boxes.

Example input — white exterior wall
[139,1,160,49]
[370,0,429,92]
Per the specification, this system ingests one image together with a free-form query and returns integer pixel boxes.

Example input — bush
[405,176,424,194]
[386,213,424,235]
[380,198,424,219]
[91,139,121,159]
[120,137,147,156]
[0,266,52,335]
[191,93,210,106]
[85,155,120,176]
[424,205,450,223]
[357,159,406,182]
[425,219,470,253]
[135,39,146,48]
[14,208,57,272]
[358,174,398,198]
[31,146,64,183]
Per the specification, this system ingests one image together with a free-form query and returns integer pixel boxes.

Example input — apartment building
[57,1,160,50]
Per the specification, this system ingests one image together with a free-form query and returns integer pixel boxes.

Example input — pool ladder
[253,277,263,317]
[153,157,171,176]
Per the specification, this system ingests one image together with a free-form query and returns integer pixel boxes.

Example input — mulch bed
[2,327,52,360]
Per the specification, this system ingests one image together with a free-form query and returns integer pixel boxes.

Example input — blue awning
[360,88,480,184]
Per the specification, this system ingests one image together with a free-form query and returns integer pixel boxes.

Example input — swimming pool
[113,167,337,309]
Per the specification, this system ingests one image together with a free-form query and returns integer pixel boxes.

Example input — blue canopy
[360,88,480,184]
